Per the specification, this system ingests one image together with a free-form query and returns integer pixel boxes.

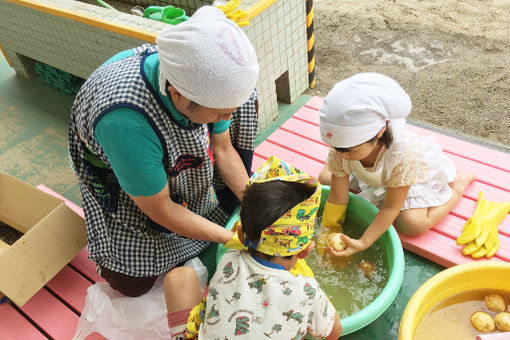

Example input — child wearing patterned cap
[164,156,342,339]
[318,72,476,257]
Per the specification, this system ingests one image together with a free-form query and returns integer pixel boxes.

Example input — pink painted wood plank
[255,140,324,178]
[45,265,93,314]
[36,184,84,219]
[293,105,320,125]
[399,231,503,268]
[280,117,325,147]
[266,129,329,164]
[304,96,324,111]
[464,180,510,202]
[251,154,268,172]
[20,288,79,340]
[406,124,510,171]
[0,303,47,339]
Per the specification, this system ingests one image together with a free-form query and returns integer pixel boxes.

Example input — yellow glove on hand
[457,191,510,259]
[223,221,244,250]
[322,201,347,232]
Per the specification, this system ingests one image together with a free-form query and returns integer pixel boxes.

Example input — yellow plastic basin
[399,261,510,339]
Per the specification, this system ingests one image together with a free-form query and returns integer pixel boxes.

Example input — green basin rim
[218,185,405,336]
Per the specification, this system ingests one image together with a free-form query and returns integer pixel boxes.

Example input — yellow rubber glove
[457,191,510,259]
[215,0,249,26]
[223,221,244,250]
[321,201,347,232]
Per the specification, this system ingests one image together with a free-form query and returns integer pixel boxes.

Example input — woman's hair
[335,121,393,152]
[165,81,202,112]
[240,181,315,245]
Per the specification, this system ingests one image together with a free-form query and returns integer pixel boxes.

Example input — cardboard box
[0,173,87,306]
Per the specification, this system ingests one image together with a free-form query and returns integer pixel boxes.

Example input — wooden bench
[1,96,508,338]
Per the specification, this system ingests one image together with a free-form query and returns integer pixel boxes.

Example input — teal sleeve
[103,49,135,65]
[94,108,167,196]
[212,119,231,134]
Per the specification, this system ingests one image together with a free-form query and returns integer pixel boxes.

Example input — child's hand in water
[328,233,368,257]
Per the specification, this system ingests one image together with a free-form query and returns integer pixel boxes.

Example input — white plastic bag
[183,257,209,293]
[73,257,208,340]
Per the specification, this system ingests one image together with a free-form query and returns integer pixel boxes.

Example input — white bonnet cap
[156,6,259,109]
[319,72,412,148]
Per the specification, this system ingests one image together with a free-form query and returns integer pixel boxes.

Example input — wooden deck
[1,95,509,338]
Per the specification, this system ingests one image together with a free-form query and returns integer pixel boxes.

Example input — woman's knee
[99,266,158,297]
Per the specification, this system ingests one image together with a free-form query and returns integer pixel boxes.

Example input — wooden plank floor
[1,95,509,338]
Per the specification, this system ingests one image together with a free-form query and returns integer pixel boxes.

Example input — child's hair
[240,181,316,255]
[335,121,393,152]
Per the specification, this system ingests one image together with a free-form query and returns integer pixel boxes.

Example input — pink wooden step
[0,303,47,339]
[20,288,80,339]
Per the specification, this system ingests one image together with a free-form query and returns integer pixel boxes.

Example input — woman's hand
[328,233,369,257]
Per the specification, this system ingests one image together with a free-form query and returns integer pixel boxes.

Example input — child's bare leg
[164,266,202,339]
[319,166,332,185]
[395,172,476,235]
[164,266,202,312]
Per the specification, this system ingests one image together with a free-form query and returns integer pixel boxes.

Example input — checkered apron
[68,44,254,277]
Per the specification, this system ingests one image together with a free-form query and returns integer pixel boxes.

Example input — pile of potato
[470,293,510,333]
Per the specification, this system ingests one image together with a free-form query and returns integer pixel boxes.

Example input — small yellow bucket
[399,261,510,339]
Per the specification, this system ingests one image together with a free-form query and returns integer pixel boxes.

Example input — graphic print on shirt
[247,276,268,294]
[303,282,317,300]
[220,261,240,284]
[223,262,234,278]
[263,323,283,338]
[234,316,250,336]
[280,280,293,296]
[205,304,221,326]
[168,154,204,177]
[282,309,304,323]
[227,309,255,336]
[225,292,241,304]
[291,328,306,340]
[209,287,219,300]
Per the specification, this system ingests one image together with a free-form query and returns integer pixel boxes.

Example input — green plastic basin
[216,185,405,336]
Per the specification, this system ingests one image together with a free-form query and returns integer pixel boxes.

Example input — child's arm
[328,173,350,205]
[330,185,409,257]
[326,313,342,340]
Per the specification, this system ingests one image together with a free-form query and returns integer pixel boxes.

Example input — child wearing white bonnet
[318,72,475,258]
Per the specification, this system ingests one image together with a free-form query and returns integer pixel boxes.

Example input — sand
[306,0,510,149]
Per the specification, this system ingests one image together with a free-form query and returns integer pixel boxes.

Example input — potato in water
[358,260,376,278]
[484,294,506,312]
[494,312,510,332]
[470,311,496,333]
[327,233,346,252]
